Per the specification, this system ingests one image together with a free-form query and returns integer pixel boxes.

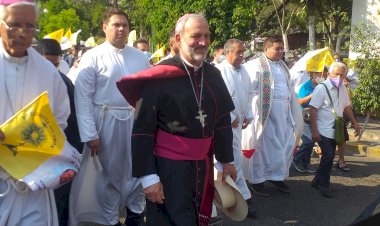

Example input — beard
[181,42,208,64]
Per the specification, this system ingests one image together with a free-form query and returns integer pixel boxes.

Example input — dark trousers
[54,182,72,226]
[314,135,336,188]
[294,134,314,166]
[125,207,142,226]
[146,157,205,226]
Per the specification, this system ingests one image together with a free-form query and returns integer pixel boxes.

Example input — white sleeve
[217,64,239,122]
[244,70,254,120]
[141,174,160,189]
[74,53,99,142]
[244,61,260,117]
[341,85,351,108]
[309,85,324,109]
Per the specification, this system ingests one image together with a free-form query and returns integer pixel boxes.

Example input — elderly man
[216,38,255,216]
[292,69,327,173]
[242,37,303,196]
[116,13,237,226]
[69,8,150,226]
[0,1,70,225]
[309,62,360,198]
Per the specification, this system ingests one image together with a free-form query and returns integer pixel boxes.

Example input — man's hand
[232,118,239,128]
[242,118,251,129]
[222,163,237,183]
[352,122,360,137]
[144,182,165,204]
[87,139,100,156]
[0,129,4,142]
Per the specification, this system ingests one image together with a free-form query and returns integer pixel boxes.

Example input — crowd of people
[0,1,364,226]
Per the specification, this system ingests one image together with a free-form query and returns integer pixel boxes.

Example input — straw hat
[213,175,248,221]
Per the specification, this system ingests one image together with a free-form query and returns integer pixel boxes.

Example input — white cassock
[216,61,253,200]
[69,42,151,225]
[242,55,303,184]
[0,40,70,226]
[289,69,309,95]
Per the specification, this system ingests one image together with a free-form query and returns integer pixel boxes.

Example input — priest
[0,1,70,225]
[117,14,237,226]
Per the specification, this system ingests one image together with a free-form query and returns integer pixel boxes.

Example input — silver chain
[181,60,204,111]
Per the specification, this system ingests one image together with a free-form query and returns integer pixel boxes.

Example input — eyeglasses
[1,20,39,34]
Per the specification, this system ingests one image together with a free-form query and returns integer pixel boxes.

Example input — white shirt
[309,79,351,139]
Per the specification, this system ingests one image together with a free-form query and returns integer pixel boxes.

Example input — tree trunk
[307,3,316,50]
[357,113,370,141]
[335,28,348,53]
[282,32,289,52]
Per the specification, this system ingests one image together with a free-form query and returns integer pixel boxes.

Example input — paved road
[88,115,380,226]
[222,155,380,226]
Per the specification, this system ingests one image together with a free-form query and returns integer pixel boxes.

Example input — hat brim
[214,176,248,221]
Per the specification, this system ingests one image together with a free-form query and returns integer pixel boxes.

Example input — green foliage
[351,23,380,116]
[38,8,84,39]
[352,58,380,115]
[36,0,106,41]
[312,0,352,49]
[125,0,259,50]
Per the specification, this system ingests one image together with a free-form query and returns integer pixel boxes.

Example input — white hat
[213,175,248,221]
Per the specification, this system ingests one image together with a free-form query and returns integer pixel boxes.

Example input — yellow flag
[305,47,334,72]
[61,28,72,50]
[70,29,82,46]
[127,30,137,47]
[0,92,65,179]
[85,36,97,47]
[43,28,64,43]
[150,46,166,59]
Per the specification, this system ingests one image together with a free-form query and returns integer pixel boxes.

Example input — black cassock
[117,56,234,226]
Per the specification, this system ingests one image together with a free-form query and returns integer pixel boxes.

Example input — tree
[37,0,107,42]
[271,0,302,52]
[122,0,259,51]
[312,0,352,52]
[350,23,380,140]
[304,0,316,50]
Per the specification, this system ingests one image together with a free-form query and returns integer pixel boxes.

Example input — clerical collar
[180,55,203,71]
[0,45,28,64]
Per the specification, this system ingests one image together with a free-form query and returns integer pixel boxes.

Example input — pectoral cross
[196,110,207,128]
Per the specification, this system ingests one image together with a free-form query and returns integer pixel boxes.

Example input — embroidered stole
[258,54,272,126]
[257,54,292,127]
